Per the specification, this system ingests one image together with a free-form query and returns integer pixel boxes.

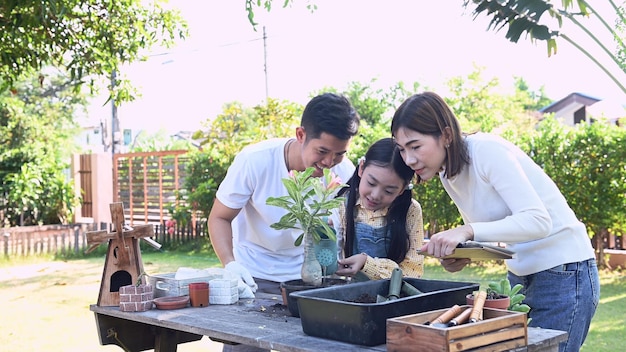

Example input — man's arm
[208,198,258,293]
[208,198,241,266]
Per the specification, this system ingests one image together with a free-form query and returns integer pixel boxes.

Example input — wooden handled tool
[469,290,487,323]
[426,304,461,326]
[448,307,473,326]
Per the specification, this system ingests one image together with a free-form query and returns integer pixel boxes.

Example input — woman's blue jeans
[508,258,600,352]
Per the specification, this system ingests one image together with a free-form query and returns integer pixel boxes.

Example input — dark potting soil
[245,302,290,320]
[349,292,411,303]
[352,293,377,303]
[486,291,507,300]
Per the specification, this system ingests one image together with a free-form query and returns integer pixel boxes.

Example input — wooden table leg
[94,312,202,351]
[155,327,179,352]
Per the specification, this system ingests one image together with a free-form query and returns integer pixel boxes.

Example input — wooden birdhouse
[86,202,160,306]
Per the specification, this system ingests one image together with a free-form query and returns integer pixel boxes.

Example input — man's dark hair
[301,93,360,141]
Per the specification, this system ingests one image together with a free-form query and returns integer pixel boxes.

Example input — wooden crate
[387,305,527,352]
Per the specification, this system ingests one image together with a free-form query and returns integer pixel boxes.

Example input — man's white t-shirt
[215,138,355,282]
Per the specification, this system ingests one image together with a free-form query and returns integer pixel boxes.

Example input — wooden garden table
[90,292,567,352]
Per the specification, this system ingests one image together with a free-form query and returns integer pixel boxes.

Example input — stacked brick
[209,278,239,304]
[119,284,154,312]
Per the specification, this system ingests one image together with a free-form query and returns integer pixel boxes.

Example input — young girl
[335,138,424,279]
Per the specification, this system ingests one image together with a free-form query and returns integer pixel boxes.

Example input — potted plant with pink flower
[266,166,347,286]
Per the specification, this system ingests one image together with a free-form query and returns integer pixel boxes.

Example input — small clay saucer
[153,296,190,310]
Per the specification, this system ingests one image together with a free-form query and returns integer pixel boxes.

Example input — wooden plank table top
[90,292,567,352]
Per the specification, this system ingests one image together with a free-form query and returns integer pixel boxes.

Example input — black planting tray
[292,277,479,346]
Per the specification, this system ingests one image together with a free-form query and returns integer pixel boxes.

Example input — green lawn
[0,251,623,351]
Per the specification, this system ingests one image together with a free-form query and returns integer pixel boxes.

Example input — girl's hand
[335,253,368,276]
[420,224,474,258]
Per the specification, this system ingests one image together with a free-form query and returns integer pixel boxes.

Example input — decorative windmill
[86,202,161,306]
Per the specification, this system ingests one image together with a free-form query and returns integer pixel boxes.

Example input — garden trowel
[377,268,404,302]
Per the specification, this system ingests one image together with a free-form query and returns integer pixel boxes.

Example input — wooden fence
[2,221,208,258]
[153,219,209,247]
[2,223,102,257]
[78,154,94,218]
[113,150,189,225]
[2,149,211,258]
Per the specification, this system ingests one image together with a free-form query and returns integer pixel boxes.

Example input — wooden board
[419,241,515,260]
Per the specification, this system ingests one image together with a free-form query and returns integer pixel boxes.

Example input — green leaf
[266,166,347,246]
[282,177,299,199]
[294,233,304,246]
[503,278,511,296]
[265,196,293,209]
[312,223,337,242]
[511,303,531,313]
[272,213,298,229]
[510,293,526,307]
[510,283,523,295]
[301,167,315,179]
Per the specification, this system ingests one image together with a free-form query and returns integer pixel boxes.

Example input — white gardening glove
[225,261,258,293]
[237,280,255,299]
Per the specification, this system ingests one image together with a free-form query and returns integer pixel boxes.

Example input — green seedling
[487,278,532,324]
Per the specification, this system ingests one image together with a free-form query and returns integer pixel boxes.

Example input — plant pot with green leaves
[266,167,347,286]
[466,288,510,310]
[267,167,349,316]
[466,278,531,322]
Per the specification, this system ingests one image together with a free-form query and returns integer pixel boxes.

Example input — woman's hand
[440,258,470,272]
[335,253,368,276]
[420,224,474,257]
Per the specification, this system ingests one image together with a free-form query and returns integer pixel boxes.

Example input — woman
[335,138,424,279]
[391,91,599,352]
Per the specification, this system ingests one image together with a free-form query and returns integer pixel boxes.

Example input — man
[208,93,360,296]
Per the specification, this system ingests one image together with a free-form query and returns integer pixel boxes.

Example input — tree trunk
[301,231,322,286]
[595,228,608,269]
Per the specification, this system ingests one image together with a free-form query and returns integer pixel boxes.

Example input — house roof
[540,92,601,113]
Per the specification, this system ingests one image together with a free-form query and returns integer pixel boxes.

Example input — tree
[446,66,544,139]
[0,71,85,225]
[511,76,553,111]
[0,0,188,102]
[246,0,317,28]
[170,99,303,225]
[129,129,196,152]
[310,80,420,163]
[462,0,626,95]
[516,116,626,267]
[417,69,551,236]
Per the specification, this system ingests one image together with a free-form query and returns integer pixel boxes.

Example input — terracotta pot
[153,295,190,310]
[280,278,348,317]
[189,282,209,307]
[466,293,510,310]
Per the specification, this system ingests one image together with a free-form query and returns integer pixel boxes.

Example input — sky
[86,0,626,135]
